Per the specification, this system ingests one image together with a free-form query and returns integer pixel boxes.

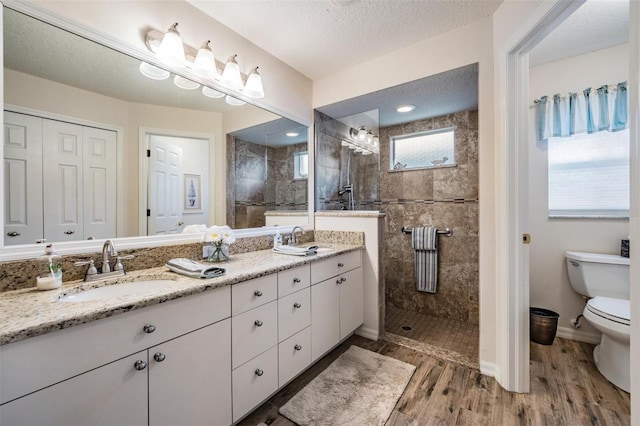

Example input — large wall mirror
[2,5,310,251]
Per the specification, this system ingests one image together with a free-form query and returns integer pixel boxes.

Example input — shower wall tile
[380,110,479,324]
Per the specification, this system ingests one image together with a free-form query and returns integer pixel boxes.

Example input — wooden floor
[238,335,630,426]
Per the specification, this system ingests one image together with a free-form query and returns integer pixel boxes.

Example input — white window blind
[548,129,629,218]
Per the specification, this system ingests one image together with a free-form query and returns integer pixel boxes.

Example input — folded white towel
[166,258,226,279]
[272,245,318,256]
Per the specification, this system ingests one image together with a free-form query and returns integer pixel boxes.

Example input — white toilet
[565,251,630,392]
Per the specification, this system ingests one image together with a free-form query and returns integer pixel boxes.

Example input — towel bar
[401,226,453,237]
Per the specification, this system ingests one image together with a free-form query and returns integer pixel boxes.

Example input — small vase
[207,243,229,262]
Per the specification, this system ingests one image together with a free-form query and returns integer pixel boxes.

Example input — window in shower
[390,127,456,170]
[294,151,309,179]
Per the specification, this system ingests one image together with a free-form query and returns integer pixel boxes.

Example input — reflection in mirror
[3,7,309,247]
[226,119,309,228]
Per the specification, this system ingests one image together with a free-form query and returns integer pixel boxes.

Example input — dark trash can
[530,307,559,345]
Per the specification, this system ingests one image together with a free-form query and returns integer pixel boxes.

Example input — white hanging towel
[411,227,438,293]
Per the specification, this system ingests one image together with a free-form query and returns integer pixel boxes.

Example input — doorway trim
[138,127,215,236]
[495,0,584,392]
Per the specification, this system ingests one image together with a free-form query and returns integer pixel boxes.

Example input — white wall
[528,44,630,339]
[313,16,498,369]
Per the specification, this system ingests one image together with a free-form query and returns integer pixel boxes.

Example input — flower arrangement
[204,225,236,262]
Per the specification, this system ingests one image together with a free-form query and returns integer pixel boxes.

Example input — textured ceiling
[186,0,502,79]
[529,0,629,67]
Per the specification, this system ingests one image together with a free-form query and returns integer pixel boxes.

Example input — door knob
[134,360,147,371]
[255,369,264,376]
[293,278,301,283]
[143,324,156,333]
[153,352,166,362]
[254,320,263,327]
[254,290,263,297]
[293,302,302,309]
[294,344,302,351]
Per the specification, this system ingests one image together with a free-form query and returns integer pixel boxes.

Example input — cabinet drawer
[232,345,278,423]
[311,250,361,284]
[278,327,311,387]
[232,300,278,369]
[278,287,311,342]
[277,264,310,298]
[232,274,277,316]
[0,286,230,405]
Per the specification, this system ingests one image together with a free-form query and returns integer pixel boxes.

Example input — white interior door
[82,126,116,240]
[148,136,183,235]
[43,119,83,243]
[3,112,44,245]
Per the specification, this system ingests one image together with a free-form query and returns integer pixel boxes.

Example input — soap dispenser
[273,226,282,248]
[37,243,63,290]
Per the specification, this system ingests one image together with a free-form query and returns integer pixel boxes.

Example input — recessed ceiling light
[286,131,299,137]
[396,104,416,113]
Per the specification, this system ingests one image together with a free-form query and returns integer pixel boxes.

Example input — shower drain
[401,325,412,331]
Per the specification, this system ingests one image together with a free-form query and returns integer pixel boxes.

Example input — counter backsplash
[0,230,363,293]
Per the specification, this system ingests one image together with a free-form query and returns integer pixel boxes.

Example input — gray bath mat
[279,345,416,425]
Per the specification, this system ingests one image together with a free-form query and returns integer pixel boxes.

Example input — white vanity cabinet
[311,252,363,361]
[0,286,232,426]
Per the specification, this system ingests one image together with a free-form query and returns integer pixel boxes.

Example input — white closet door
[3,112,44,245]
[82,126,116,240]
[148,136,183,235]
[43,119,83,242]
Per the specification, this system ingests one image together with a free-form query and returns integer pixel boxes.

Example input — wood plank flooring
[238,335,630,426]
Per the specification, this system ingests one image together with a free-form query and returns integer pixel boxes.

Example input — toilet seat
[586,296,630,326]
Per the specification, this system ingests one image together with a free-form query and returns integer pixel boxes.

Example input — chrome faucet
[74,239,134,282]
[290,226,305,246]
[101,239,117,273]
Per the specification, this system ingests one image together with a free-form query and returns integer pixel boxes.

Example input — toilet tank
[565,251,630,299]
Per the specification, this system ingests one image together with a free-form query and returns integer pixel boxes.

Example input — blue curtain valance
[536,81,627,142]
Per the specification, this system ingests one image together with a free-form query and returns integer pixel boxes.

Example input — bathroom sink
[315,247,332,253]
[59,280,176,302]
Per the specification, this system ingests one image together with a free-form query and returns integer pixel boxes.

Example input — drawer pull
[63,230,75,235]
[255,369,264,377]
[134,360,147,371]
[153,352,166,362]
[293,302,302,309]
[143,324,156,334]
[254,320,264,327]
[293,278,301,283]
[338,262,344,268]
[254,290,263,297]
[294,344,302,351]
[6,231,20,237]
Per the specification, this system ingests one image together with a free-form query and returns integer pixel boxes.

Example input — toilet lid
[587,296,630,326]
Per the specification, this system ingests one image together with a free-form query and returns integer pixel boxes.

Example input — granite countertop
[0,242,363,346]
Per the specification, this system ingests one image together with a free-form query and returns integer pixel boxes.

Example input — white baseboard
[556,326,601,345]
[355,326,379,341]
[480,360,498,378]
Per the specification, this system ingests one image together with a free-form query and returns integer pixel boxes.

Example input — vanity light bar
[142,25,265,101]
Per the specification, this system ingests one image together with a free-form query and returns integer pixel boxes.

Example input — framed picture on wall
[184,174,202,212]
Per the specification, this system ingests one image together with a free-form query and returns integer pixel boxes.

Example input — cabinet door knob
[294,344,302,351]
[255,369,264,377]
[341,277,347,283]
[293,278,301,283]
[336,279,342,284]
[63,230,75,235]
[254,290,263,297]
[6,232,20,237]
[293,302,302,309]
[134,360,147,371]
[338,262,344,268]
[153,352,166,362]
[254,320,264,327]
[143,324,156,333]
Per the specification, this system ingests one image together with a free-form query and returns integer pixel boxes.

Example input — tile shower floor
[384,304,479,365]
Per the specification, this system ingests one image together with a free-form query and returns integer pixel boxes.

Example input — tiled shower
[315,108,480,360]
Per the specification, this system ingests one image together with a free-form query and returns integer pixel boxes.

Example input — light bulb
[366,131,374,144]
[192,40,218,80]
[156,23,185,67]
[225,95,246,106]
[202,86,225,98]
[139,62,169,80]
[244,66,265,98]
[357,126,367,142]
[372,135,379,147]
[221,55,243,91]
[174,75,199,90]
